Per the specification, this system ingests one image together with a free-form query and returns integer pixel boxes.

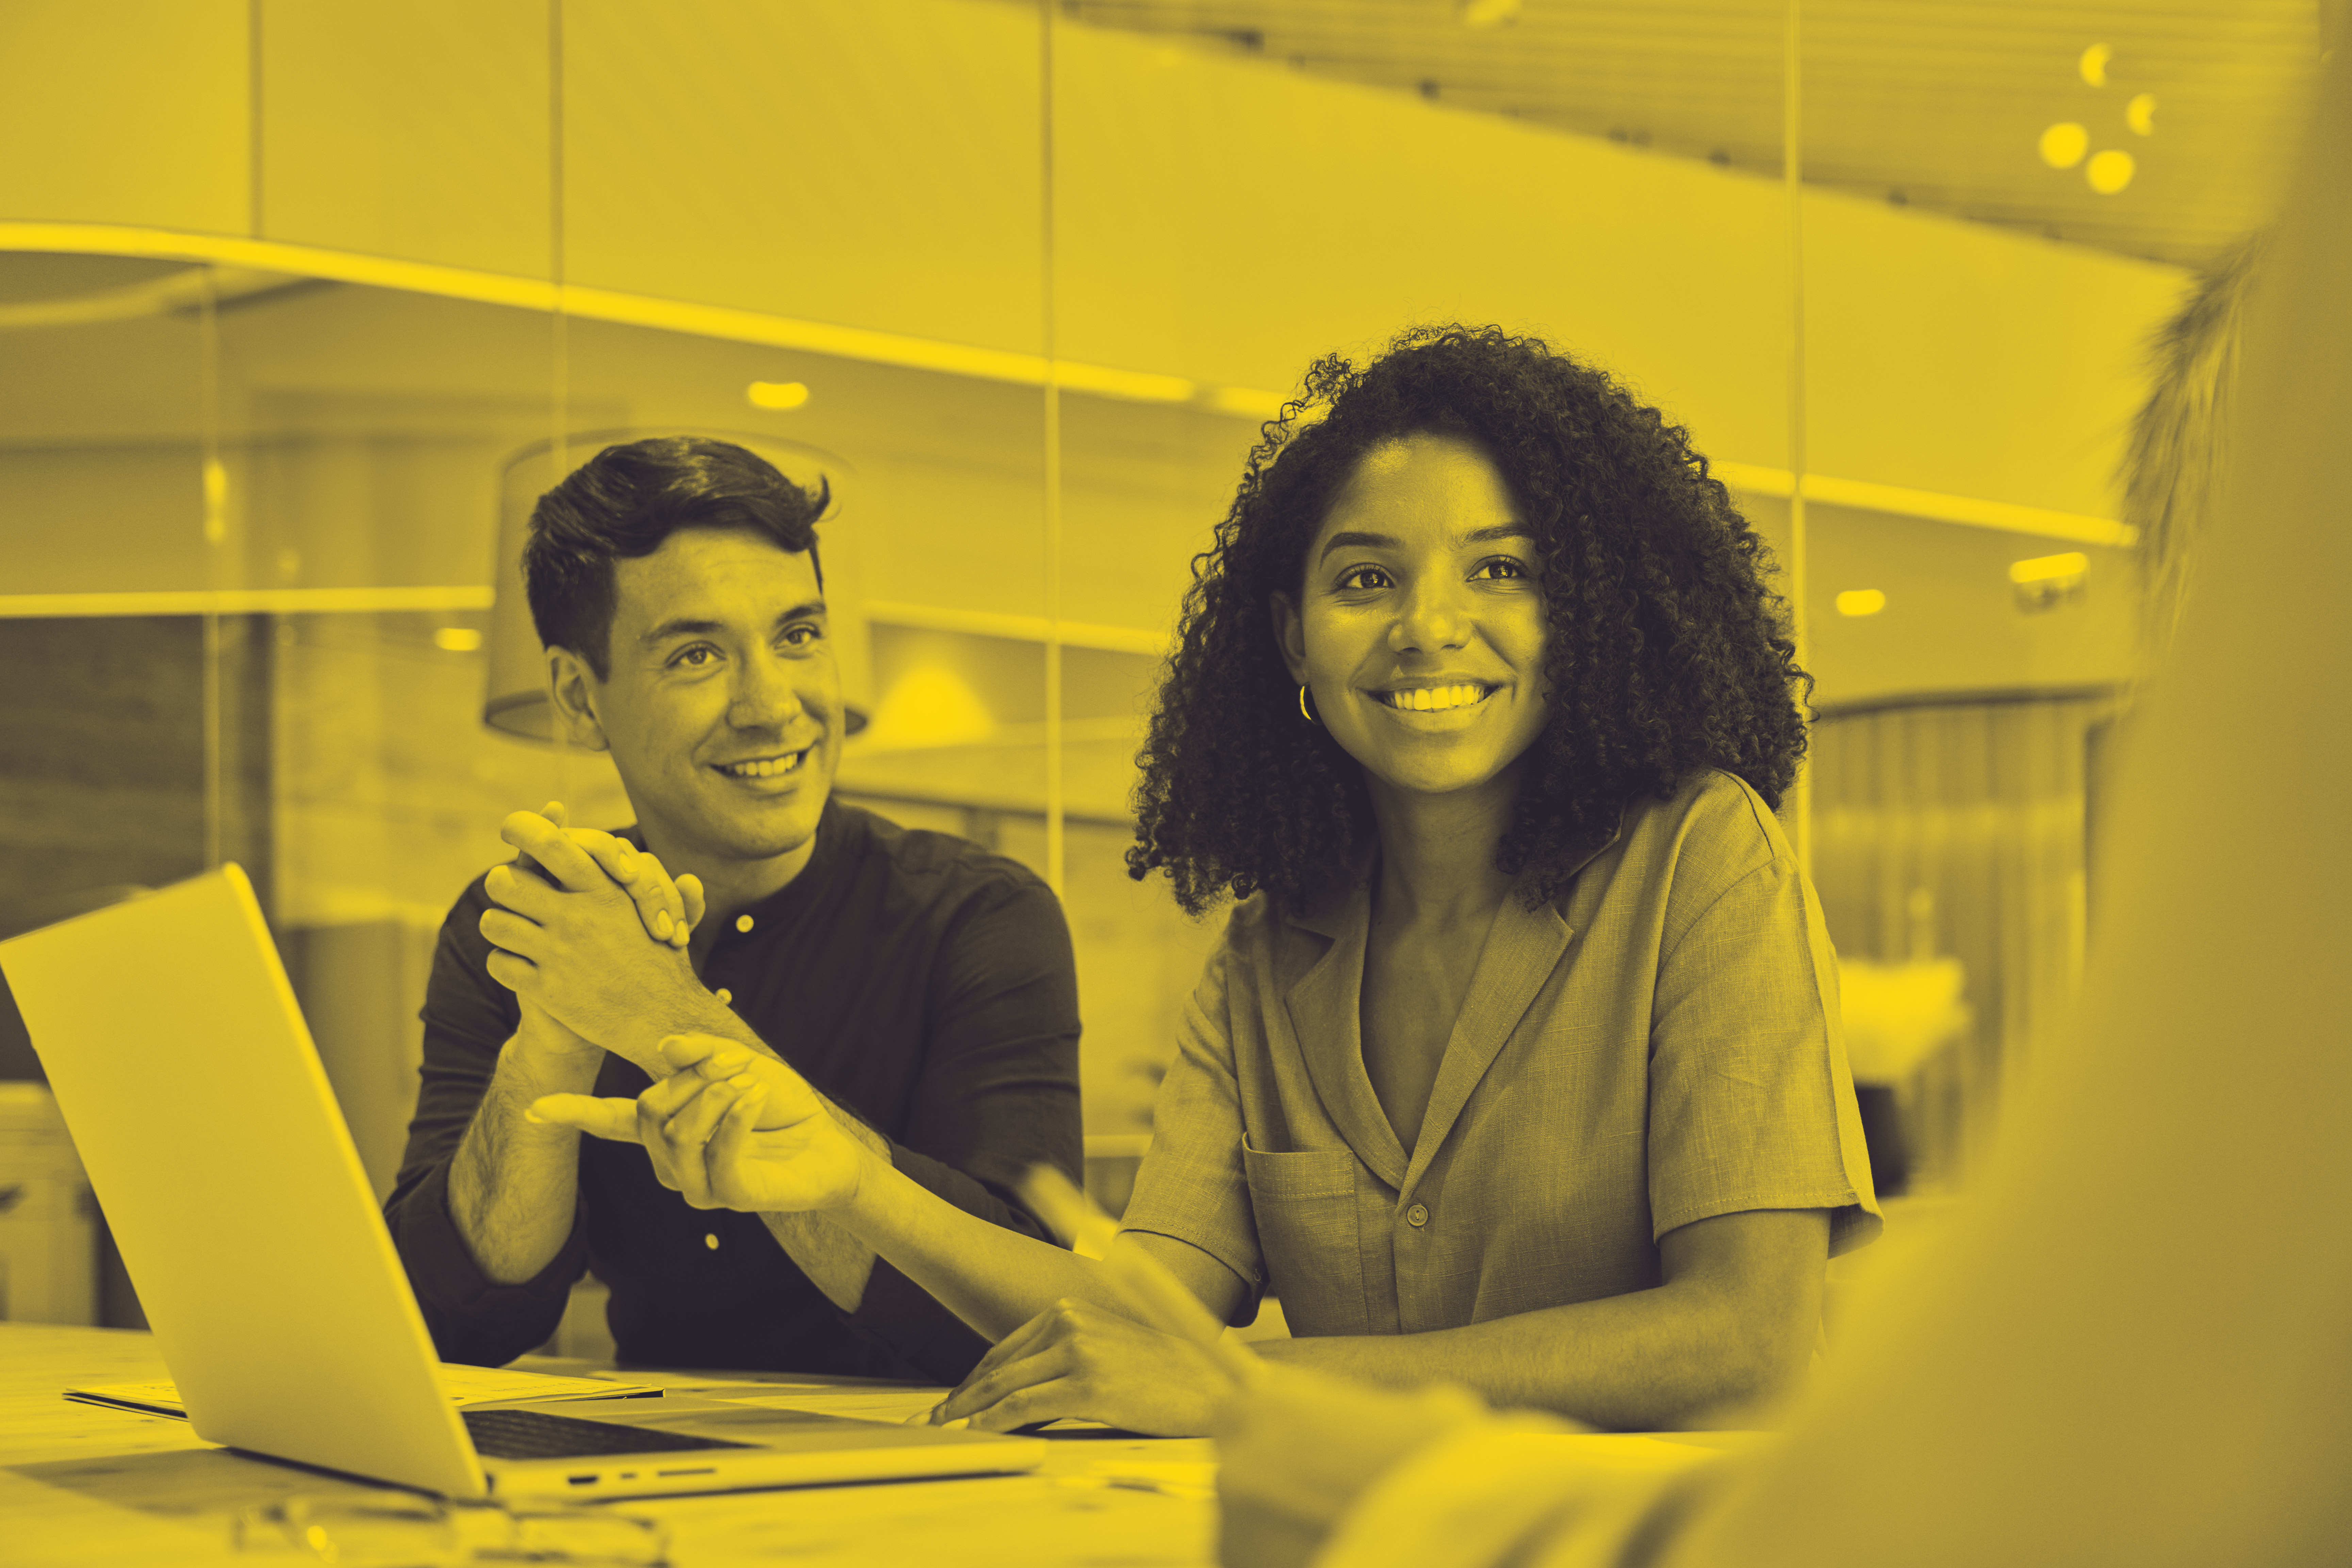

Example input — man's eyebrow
[1318,524,1530,561]
[638,601,827,647]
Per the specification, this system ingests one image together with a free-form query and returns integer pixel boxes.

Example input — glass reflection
[1,5,2308,1351]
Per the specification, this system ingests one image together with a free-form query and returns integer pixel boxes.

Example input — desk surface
[0,1323,1219,1568]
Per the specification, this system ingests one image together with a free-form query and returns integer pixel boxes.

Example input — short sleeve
[1116,930,1269,1324]
[1648,851,1882,1256]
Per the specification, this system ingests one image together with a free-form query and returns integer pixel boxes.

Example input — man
[385,435,1082,1381]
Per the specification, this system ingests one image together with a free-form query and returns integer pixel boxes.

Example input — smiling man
[383,436,1082,1379]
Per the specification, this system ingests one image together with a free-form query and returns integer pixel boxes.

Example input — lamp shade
[483,430,866,741]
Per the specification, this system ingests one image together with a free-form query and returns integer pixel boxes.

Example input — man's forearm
[757,1097,887,1311]
[1256,1284,1790,1431]
[448,1035,600,1286]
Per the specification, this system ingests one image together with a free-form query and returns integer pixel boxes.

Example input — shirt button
[1406,1204,1429,1228]
[714,988,734,1007]
[704,1233,720,1251]
[735,914,754,933]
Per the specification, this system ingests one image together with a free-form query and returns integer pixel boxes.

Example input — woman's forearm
[827,1147,1133,1343]
[1257,1281,1799,1431]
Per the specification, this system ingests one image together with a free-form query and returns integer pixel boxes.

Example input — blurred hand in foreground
[1215,1364,1487,1568]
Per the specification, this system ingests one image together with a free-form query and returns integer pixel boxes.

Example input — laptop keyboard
[461,1407,753,1460]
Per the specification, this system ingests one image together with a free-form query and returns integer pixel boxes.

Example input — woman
[537,324,1878,1436]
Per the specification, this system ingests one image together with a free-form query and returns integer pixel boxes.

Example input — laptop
[0,863,1043,1500]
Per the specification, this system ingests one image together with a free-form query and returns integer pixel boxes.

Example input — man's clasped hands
[480,805,1211,1430]
[480,804,1504,1564]
[478,803,851,1180]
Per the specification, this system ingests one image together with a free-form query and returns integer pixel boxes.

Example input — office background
[0,0,2322,1338]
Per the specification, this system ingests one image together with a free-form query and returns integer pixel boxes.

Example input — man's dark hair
[1128,323,1811,916]
[524,435,830,679]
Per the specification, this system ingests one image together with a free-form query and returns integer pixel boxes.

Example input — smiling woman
[1131,323,1810,918]
[1088,327,1875,1432]
[530,327,1878,1441]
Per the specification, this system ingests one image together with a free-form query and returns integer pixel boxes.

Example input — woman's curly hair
[1127,324,1811,916]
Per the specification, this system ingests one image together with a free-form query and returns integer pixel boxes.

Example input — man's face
[566,527,841,865]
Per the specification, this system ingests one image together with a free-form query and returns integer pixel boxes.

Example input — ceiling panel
[1044,0,2326,268]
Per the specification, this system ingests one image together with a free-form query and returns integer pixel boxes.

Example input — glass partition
[0,254,246,1328]
[5,2,2304,1337]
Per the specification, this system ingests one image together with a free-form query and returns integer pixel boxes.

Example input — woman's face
[1274,433,1551,803]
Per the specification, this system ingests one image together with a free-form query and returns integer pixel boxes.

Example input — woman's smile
[1367,680,1502,718]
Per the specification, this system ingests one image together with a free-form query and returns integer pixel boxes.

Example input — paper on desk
[707,1384,1128,1432]
[634,1467,1219,1568]
[1069,1457,1220,1501]
[707,1383,952,1424]
[63,1364,660,1420]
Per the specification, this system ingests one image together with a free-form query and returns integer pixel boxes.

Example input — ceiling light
[2079,43,2111,88]
[1835,590,1887,617]
[1460,0,1521,27]
[746,380,810,410]
[434,627,483,653]
[2127,94,2157,136]
[2086,150,2135,194]
[2010,551,2089,585]
[863,664,996,750]
[2039,123,2089,169]
[2010,552,2089,612]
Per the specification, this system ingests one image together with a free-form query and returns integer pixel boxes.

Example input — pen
[1017,1164,1265,1388]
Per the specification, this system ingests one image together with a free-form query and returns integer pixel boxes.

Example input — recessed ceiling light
[1460,0,1521,27]
[2127,94,2157,136]
[747,381,810,410]
[2086,150,2135,194]
[2040,123,2089,169]
[1835,590,1887,617]
[434,627,483,653]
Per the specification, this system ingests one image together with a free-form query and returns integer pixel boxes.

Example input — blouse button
[704,1233,721,1251]
[1405,1203,1429,1228]
[735,914,755,933]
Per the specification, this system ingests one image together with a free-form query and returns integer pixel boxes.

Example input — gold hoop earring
[1298,684,1319,726]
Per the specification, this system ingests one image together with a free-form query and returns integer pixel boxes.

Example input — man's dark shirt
[384,800,1083,1382]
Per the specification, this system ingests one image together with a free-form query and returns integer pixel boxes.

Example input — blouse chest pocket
[1240,1141,1364,1335]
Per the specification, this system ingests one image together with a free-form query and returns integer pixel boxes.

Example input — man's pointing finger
[525,1094,645,1142]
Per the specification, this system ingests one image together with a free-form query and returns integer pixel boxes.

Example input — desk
[0,1323,1219,1568]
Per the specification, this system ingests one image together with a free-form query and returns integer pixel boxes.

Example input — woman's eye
[1473,557,1529,581]
[673,646,717,668]
[1336,566,1392,591]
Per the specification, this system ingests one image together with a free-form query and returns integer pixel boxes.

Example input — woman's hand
[527,1034,869,1214]
[925,1295,1237,1437]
